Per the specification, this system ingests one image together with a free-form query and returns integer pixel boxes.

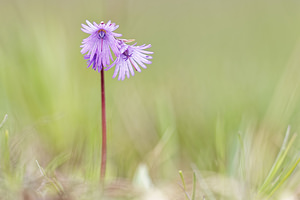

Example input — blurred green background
[1,0,300,198]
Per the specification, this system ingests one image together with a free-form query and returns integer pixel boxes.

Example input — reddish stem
[100,66,107,182]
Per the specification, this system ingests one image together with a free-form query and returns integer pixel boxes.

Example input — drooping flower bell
[81,20,122,72]
[106,40,153,80]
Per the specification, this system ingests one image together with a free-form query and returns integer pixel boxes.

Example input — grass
[1,0,300,199]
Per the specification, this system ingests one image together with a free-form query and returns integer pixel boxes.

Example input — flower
[83,54,98,71]
[106,40,153,80]
[81,20,122,72]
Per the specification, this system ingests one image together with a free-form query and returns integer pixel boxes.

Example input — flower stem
[100,66,107,183]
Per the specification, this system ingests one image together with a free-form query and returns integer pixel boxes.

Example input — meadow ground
[1,0,300,199]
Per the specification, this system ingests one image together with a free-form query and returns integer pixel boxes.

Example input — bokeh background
[1,0,300,199]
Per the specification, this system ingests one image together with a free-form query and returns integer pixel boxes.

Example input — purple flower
[81,20,122,72]
[84,54,97,71]
[106,40,153,80]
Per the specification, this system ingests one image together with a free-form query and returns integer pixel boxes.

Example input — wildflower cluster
[81,20,153,80]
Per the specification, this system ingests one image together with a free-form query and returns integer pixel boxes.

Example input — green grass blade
[238,132,246,181]
[3,129,11,173]
[192,171,196,200]
[0,114,8,129]
[179,170,191,200]
[45,153,70,174]
[259,127,292,193]
[267,157,300,199]
[36,160,65,196]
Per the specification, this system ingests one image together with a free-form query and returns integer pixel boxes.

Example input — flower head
[81,20,122,72]
[106,40,153,80]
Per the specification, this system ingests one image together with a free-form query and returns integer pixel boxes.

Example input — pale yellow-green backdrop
[1,0,300,196]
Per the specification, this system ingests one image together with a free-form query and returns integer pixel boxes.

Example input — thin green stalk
[4,130,11,173]
[179,170,190,200]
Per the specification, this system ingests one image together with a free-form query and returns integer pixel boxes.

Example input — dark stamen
[98,29,106,39]
[123,50,129,57]
[123,50,132,61]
